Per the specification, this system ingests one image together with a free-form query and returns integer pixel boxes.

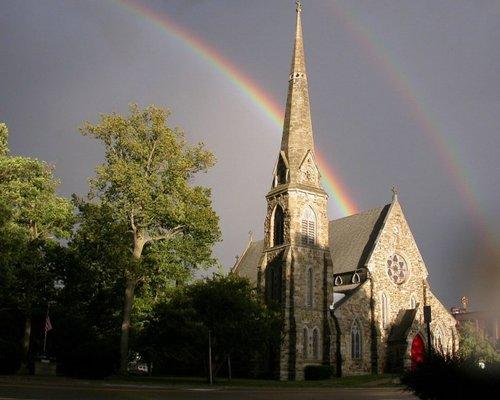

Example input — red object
[411,334,425,370]
[44,315,52,333]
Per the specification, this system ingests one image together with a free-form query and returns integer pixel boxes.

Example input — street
[0,379,417,400]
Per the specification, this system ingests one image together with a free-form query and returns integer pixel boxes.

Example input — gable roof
[388,308,418,342]
[329,205,390,274]
[231,240,264,285]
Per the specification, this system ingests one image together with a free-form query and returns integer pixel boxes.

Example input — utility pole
[208,330,213,384]
[423,281,433,357]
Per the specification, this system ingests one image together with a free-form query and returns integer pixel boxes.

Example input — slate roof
[388,308,418,342]
[231,240,264,285]
[329,205,390,274]
[232,204,391,288]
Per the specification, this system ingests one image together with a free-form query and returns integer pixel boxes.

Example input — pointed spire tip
[296,0,302,13]
[391,186,398,202]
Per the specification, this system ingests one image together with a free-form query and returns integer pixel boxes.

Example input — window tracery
[387,253,409,285]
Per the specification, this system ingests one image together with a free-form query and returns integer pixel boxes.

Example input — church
[232,2,457,380]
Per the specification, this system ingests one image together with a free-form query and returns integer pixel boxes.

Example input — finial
[296,0,302,13]
[248,230,253,242]
[391,186,398,202]
[461,296,469,311]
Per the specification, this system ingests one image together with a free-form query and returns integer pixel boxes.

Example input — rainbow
[115,0,358,217]
[331,1,496,249]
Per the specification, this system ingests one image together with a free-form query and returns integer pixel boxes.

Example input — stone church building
[233,3,457,380]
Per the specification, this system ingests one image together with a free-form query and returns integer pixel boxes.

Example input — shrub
[58,339,118,379]
[0,339,23,374]
[402,352,500,399]
[304,365,333,381]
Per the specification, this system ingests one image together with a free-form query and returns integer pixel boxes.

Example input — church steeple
[277,1,319,188]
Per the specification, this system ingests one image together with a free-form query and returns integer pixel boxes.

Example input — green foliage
[79,105,221,372]
[137,275,281,378]
[0,123,8,156]
[458,322,499,363]
[0,122,74,365]
[80,103,220,261]
[402,351,500,399]
[0,339,23,374]
[304,365,333,381]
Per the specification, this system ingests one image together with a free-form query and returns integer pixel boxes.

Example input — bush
[402,352,500,399]
[58,339,118,379]
[304,365,333,381]
[0,339,23,374]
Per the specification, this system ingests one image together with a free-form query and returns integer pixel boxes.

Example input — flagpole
[43,304,49,356]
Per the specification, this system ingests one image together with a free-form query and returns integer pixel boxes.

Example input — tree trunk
[119,237,145,375]
[119,277,136,375]
[22,316,31,361]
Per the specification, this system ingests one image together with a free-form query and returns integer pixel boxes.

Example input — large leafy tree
[0,122,74,363]
[80,104,221,374]
[138,275,281,378]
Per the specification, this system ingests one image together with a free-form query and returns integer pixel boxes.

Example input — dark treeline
[0,107,280,378]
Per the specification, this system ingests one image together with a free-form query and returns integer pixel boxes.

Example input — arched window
[410,295,417,309]
[351,320,362,359]
[381,293,389,328]
[301,206,316,245]
[306,267,313,307]
[266,263,282,303]
[312,328,320,360]
[434,327,443,352]
[303,327,309,359]
[273,205,284,246]
[276,156,287,185]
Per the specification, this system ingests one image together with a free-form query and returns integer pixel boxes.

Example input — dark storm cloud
[1,0,498,309]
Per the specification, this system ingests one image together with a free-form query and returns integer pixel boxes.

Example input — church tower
[258,1,332,381]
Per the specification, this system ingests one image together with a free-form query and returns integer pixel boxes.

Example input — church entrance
[411,334,425,370]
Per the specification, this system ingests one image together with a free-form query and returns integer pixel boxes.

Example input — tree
[138,275,281,378]
[80,104,221,374]
[458,322,499,363]
[0,122,74,365]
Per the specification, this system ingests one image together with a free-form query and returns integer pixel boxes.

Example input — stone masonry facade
[233,2,458,380]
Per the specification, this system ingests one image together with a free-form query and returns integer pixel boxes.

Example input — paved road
[0,380,417,400]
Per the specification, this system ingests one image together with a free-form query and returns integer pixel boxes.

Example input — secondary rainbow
[115,0,358,218]
[331,1,496,249]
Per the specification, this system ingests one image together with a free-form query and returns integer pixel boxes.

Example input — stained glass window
[387,254,409,284]
[351,320,362,359]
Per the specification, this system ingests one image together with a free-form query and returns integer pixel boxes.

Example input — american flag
[44,315,52,333]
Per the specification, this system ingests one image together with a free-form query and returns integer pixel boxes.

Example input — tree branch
[130,210,137,234]
[146,139,158,174]
[151,225,183,242]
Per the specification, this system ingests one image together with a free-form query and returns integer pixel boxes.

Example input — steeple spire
[279,1,317,186]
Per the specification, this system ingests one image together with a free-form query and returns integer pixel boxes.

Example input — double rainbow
[116,0,358,217]
[114,0,495,250]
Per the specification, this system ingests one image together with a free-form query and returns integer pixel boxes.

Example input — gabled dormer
[272,151,290,188]
[298,149,320,187]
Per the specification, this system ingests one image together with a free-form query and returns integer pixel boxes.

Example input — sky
[1,0,499,309]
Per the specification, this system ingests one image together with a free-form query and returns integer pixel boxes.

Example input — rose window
[386,254,408,284]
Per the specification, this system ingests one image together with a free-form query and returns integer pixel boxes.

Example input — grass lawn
[108,373,401,388]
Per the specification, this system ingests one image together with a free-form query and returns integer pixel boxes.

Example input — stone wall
[330,200,458,376]
[262,184,331,380]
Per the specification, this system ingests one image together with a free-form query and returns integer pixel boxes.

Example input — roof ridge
[330,204,390,223]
